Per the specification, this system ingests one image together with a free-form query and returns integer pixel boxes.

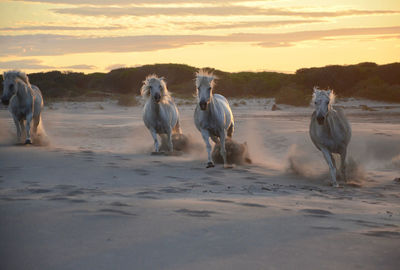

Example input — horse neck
[317,108,334,134]
[206,93,216,115]
[16,81,33,104]
[149,98,165,116]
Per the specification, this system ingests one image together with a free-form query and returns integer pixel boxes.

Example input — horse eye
[208,87,211,91]
[325,101,329,104]
[9,84,14,90]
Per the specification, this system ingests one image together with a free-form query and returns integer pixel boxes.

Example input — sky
[0,0,399,74]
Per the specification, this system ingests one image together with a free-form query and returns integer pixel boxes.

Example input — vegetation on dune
[1,62,399,106]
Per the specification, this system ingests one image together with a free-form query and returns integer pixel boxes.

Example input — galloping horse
[1,71,43,144]
[309,87,351,187]
[141,75,181,153]
[194,70,234,168]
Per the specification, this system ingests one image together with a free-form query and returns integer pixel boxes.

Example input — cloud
[51,6,400,18]
[1,26,399,57]
[14,0,263,4]
[62,64,96,70]
[0,59,96,70]
[0,59,55,69]
[181,19,324,31]
[106,64,127,71]
[0,25,124,31]
[0,34,211,56]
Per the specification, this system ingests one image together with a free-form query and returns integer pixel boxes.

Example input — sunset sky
[0,0,399,73]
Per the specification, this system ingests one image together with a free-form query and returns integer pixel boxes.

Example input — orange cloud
[1,26,399,56]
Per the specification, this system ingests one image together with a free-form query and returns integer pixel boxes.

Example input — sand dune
[0,100,399,270]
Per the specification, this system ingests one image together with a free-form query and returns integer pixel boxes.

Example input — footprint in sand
[133,168,150,176]
[301,209,333,217]
[97,208,136,216]
[158,187,190,194]
[206,199,235,204]
[206,180,223,186]
[175,208,217,217]
[237,202,267,208]
[362,230,400,238]
[28,188,52,194]
[136,190,160,199]
[110,201,130,207]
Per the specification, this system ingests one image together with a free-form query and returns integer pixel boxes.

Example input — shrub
[353,77,400,102]
[275,86,310,106]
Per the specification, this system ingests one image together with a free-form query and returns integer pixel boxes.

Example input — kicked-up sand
[0,98,399,270]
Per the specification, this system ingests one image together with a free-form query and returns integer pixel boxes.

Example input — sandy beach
[1,99,399,270]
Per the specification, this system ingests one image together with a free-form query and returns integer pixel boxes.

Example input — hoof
[206,162,215,168]
[331,182,340,188]
[24,139,32,145]
[151,151,165,156]
[224,164,234,169]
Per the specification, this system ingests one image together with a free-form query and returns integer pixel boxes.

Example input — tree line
[1,62,399,105]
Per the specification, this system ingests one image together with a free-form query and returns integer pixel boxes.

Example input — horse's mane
[312,86,336,105]
[195,69,217,89]
[3,70,31,86]
[140,74,170,99]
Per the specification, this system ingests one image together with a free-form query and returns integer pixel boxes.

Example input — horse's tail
[227,122,234,138]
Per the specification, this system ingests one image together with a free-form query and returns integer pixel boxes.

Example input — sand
[0,99,399,270]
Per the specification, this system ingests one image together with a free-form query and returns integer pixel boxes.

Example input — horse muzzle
[153,93,161,103]
[199,101,208,110]
[317,115,325,125]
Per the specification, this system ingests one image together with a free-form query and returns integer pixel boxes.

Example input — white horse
[141,74,181,153]
[309,87,351,187]
[1,71,43,144]
[194,70,234,168]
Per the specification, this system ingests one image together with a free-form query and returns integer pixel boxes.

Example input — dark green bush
[275,86,310,107]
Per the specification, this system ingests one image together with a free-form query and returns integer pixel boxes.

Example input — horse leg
[32,115,40,137]
[12,115,21,142]
[150,129,159,152]
[19,119,26,142]
[321,148,338,187]
[340,148,347,182]
[25,113,33,144]
[330,153,339,180]
[167,129,173,152]
[201,129,214,168]
[220,131,231,168]
[174,119,182,134]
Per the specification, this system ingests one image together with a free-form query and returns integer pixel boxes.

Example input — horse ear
[313,86,319,93]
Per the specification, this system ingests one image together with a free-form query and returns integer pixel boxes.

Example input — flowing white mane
[140,74,170,99]
[3,70,30,86]
[312,86,336,105]
[195,69,217,89]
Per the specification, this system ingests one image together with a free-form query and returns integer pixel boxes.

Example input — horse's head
[141,75,168,104]
[195,70,216,110]
[312,87,335,125]
[1,71,29,105]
